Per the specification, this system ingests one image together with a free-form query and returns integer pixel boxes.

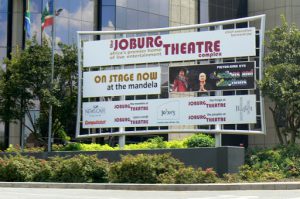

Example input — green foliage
[238,164,284,182]
[0,155,50,182]
[0,39,52,137]
[237,145,300,182]
[50,134,214,152]
[4,144,45,152]
[165,139,185,149]
[184,133,215,148]
[124,137,167,150]
[158,167,218,184]
[0,37,78,145]
[54,143,116,151]
[51,155,109,183]
[109,153,184,183]
[261,16,300,145]
[53,119,71,143]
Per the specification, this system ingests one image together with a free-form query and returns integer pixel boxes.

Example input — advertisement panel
[82,95,256,128]
[83,28,256,67]
[169,62,255,92]
[83,67,161,97]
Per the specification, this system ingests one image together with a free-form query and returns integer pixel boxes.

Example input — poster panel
[83,28,256,67]
[169,62,255,92]
[83,67,161,97]
[82,95,256,128]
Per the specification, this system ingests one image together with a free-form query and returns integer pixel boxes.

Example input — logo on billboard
[84,105,106,117]
[236,97,253,121]
[157,101,180,120]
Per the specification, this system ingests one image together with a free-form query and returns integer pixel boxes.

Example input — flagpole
[48,0,55,152]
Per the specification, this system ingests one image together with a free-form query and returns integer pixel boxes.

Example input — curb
[0,182,300,191]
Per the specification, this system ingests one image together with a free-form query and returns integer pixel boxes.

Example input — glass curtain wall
[28,0,95,45]
[0,0,8,66]
[199,0,247,23]
[101,0,169,31]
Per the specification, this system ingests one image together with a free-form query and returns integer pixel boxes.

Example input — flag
[41,0,54,31]
[24,0,31,38]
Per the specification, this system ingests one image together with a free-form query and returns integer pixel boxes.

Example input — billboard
[83,67,161,97]
[82,95,256,128]
[169,62,255,92]
[83,28,256,67]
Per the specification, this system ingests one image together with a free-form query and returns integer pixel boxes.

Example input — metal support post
[119,134,126,149]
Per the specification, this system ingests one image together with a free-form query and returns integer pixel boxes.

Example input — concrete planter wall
[0,146,244,175]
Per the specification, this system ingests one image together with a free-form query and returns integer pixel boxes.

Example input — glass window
[159,16,168,28]
[69,0,82,20]
[116,6,127,29]
[31,0,42,13]
[102,0,116,6]
[0,48,6,65]
[69,19,81,44]
[0,13,7,46]
[30,13,42,42]
[148,13,159,28]
[116,0,127,7]
[55,17,69,44]
[200,0,209,23]
[82,21,93,31]
[0,0,7,12]
[127,0,138,10]
[149,0,160,15]
[138,11,148,29]
[102,6,116,30]
[159,0,169,16]
[55,0,69,18]
[137,0,149,12]
[81,0,94,22]
[126,9,138,29]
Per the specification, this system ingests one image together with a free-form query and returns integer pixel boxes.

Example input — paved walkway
[1,188,300,199]
[0,182,300,191]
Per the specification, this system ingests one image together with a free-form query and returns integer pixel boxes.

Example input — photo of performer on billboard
[198,72,211,92]
[172,68,189,92]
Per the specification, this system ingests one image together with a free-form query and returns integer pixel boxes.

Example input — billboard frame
[76,15,266,140]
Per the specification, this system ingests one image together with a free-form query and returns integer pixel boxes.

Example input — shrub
[165,140,185,149]
[158,167,218,184]
[238,164,262,182]
[197,168,218,183]
[32,159,52,182]
[158,167,198,184]
[238,164,284,182]
[61,143,82,151]
[184,133,215,148]
[109,153,184,183]
[0,155,49,182]
[51,155,109,183]
[124,137,167,150]
[222,173,241,183]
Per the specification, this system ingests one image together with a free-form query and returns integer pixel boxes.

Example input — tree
[0,37,77,145]
[38,43,78,142]
[259,16,300,145]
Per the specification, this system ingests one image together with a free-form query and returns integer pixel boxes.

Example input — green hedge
[4,134,215,152]
[1,145,300,183]
[109,153,184,183]
[0,153,218,183]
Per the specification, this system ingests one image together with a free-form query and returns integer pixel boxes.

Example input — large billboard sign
[169,62,255,92]
[83,28,256,67]
[82,95,256,128]
[83,67,161,97]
